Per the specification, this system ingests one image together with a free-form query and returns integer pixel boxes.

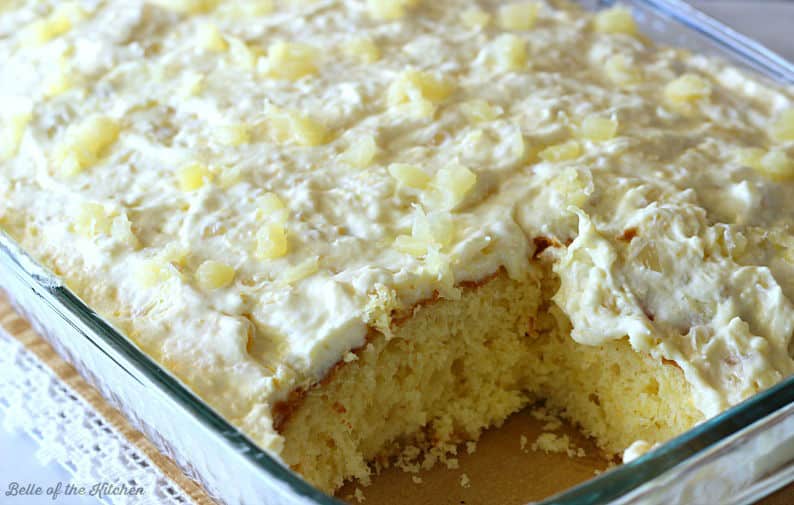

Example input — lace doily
[0,327,196,505]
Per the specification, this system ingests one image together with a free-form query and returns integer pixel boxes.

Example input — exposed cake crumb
[411,475,423,484]
[353,488,366,503]
[466,441,477,454]
[520,434,528,452]
[460,473,471,488]
[530,432,586,458]
[446,457,460,469]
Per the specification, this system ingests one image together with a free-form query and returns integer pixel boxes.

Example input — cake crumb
[520,434,528,451]
[353,488,366,503]
[542,419,562,431]
[466,441,477,454]
[411,475,423,484]
[530,432,585,457]
[460,473,471,488]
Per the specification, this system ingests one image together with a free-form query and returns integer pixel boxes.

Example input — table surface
[1,2,792,505]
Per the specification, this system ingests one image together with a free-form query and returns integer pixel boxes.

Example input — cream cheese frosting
[1,0,793,455]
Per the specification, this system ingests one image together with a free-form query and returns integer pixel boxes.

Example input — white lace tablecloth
[0,326,196,505]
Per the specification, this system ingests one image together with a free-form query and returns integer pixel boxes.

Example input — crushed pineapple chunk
[111,214,139,248]
[179,71,205,97]
[138,260,172,287]
[552,167,591,207]
[460,99,501,124]
[412,208,454,247]
[280,256,319,284]
[0,101,33,162]
[256,223,288,259]
[215,123,251,146]
[579,115,618,142]
[497,2,538,31]
[54,115,121,176]
[488,34,528,72]
[389,163,431,189]
[604,54,642,86]
[178,162,212,192]
[460,7,491,29]
[267,106,328,146]
[196,260,236,290]
[340,135,378,168]
[74,203,112,238]
[394,235,428,256]
[256,192,289,223]
[19,3,86,46]
[664,74,711,105]
[432,163,477,209]
[150,0,216,14]
[44,64,74,98]
[387,70,454,107]
[342,37,381,64]
[771,109,794,142]
[757,150,794,180]
[367,0,417,21]
[217,0,273,17]
[197,23,228,52]
[227,37,262,70]
[593,6,637,36]
[260,41,318,80]
[539,140,582,162]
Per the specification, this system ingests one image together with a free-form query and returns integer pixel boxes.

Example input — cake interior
[279,259,704,493]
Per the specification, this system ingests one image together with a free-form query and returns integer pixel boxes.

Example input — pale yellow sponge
[257,223,288,259]
[196,260,236,290]
[579,115,618,142]
[539,140,582,162]
[770,109,794,142]
[497,2,538,31]
[54,115,121,177]
[261,42,318,80]
[593,6,638,36]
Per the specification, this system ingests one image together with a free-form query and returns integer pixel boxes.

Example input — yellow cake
[1,0,793,494]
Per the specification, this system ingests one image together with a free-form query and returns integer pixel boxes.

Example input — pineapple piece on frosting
[770,109,794,143]
[593,6,638,36]
[387,70,455,119]
[497,2,539,31]
[260,41,318,80]
[19,3,86,46]
[54,115,121,177]
[367,0,420,21]
[257,223,288,260]
[266,106,328,146]
[196,260,236,290]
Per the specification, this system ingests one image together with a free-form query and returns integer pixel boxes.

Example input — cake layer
[279,265,702,492]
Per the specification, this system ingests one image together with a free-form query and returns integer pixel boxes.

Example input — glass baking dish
[1,1,793,504]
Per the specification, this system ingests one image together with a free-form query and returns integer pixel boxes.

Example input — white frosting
[1,0,793,455]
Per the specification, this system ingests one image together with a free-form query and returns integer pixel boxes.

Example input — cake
[1,0,793,495]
